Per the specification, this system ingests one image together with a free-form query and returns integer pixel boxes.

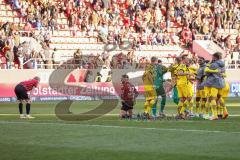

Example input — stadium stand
[0,0,239,69]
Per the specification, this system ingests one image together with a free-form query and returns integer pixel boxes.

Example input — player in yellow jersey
[142,57,157,119]
[217,74,229,119]
[186,59,197,117]
[202,61,211,119]
[168,57,181,105]
[175,55,193,119]
[196,57,207,118]
[204,52,225,120]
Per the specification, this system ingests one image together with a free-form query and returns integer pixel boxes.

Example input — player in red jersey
[14,76,40,119]
[120,74,139,119]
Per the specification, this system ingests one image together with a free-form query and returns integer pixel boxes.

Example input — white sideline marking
[230,115,240,117]
[0,113,240,117]
[0,120,240,134]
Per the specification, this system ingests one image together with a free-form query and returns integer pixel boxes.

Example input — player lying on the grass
[14,76,40,119]
[120,74,139,119]
[204,52,226,120]
[152,58,168,118]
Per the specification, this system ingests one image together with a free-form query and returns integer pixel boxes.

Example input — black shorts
[155,86,166,97]
[121,101,134,111]
[14,85,29,100]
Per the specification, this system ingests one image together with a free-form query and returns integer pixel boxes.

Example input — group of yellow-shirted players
[142,52,229,120]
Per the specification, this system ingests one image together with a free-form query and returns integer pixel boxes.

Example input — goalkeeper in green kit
[152,59,168,118]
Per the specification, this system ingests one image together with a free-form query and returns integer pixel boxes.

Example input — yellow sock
[223,106,228,114]
[219,105,224,115]
[180,107,185,114]
[149,99,155,113]
[217,105,221,115]
[210,100,217,117]
[189,99,194,113]
[201,101,206,114]
[183,100,189,111]
[184,100,189,107]
[178,101,184,114]
[219,98,228,115]
[205,102,209,114]
[144,101,150,114]
[179,101,188,114]
[144,99,155,114]
[219,97,225,105]
[196,101,200,114]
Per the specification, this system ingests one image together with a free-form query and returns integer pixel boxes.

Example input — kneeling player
[120,74,139,119]
[14,76,40,119]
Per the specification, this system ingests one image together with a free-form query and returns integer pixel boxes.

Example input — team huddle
[14,52,229,121]
[121,52,229,120]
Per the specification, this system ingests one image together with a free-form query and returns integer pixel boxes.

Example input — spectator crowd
[0,0,239,69]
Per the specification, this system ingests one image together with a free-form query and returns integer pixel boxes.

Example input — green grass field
[0,98,240,160]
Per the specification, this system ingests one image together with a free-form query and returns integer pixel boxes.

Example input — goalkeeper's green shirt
[154,64,168,89]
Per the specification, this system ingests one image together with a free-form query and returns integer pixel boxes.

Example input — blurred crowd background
[0,0,239,69]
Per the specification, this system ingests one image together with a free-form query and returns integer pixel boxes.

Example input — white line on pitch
[0,120,239,134]
[0,113,240,117]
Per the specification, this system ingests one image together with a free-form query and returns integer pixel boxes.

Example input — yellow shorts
[187,83,194,97]
[177,85,189,98]
[144,85,157,100]
[196,89,207,99]
[204,87,226,98]
[218,83,230,98]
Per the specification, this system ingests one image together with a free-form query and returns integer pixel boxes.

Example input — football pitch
[0,98,240,160]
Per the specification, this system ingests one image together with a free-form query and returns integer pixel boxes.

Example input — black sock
[19,103,23,114]
[121,114,127,119]
[26,103,31,115]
